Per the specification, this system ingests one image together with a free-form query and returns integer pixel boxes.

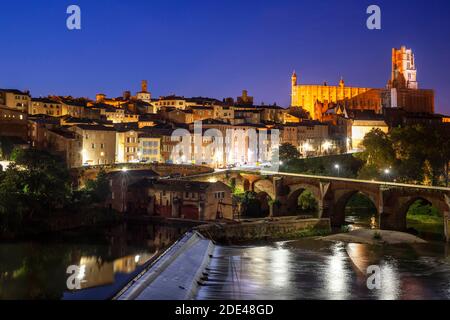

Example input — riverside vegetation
[0,148,117,239]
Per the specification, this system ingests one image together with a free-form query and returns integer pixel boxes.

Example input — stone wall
[195,218,331,243]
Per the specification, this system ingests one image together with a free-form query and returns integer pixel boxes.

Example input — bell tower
[136,80,151,103]
[391,46,418,89]
[291,71,298,107]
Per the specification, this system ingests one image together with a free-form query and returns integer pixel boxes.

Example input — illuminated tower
[136,80,151,103]
[291,71,298,107]
[391,46,418,89]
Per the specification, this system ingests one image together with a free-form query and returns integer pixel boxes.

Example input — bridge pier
[444,212,450,243]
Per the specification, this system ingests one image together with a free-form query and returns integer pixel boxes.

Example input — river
[196,239,450,300]
[1,219,450,300]
[0,222,188,300]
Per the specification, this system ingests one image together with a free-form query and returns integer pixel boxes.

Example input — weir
[115,218,331,300]
[114,231,214,300]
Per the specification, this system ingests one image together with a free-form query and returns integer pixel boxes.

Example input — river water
[196,239,450,300]
[2,218,450,300]
[0,222,188,300]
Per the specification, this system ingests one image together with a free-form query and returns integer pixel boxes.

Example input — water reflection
[325,242,350,300]
[270,243,291,289]
[0,222,187,300]
[197,239,450,300]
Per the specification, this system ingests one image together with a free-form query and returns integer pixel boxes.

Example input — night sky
[1,0,449,114]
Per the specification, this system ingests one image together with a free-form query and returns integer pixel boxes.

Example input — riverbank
[320,229,427,245]
[195,217,331,244]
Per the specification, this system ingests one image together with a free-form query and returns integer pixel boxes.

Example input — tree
[83,169,110,203]
[0,164,28,233]
[357,125,450,186]
[279,143,300,163]
[297,190,318,213]
[0,148,72,231]
[0,137,15,160]
[10,148,72,218]
[356,128,396,180]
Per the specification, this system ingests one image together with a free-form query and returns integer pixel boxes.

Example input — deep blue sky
[1,0,449,113]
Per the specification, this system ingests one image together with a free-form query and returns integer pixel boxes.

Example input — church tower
[391,46,418,89]
[136,80,151,103]
[291,71,298,107]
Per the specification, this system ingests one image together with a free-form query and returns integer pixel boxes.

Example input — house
[127,179,233,220]
[68,124,116,166]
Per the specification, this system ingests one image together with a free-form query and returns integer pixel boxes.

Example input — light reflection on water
[0,223,187,300]
[196,239,450,300]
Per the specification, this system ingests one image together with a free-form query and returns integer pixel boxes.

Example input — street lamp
[383,168,391,181]
[334,164,340,177]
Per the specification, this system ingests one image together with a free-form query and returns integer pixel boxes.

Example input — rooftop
[0,89,30,96]
[73,124,117,131]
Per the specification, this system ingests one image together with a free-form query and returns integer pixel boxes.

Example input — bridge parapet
[184,170,450,242]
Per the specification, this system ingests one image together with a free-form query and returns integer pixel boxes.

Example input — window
[101,143,104,149]
[215,192,225,199]
[91,143,95,149]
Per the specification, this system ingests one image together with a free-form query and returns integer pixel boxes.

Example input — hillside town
[1,47,449,222]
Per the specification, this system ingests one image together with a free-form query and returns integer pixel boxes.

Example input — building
[45,128,83,168]
[236,90,254,106]
[258,105,301,124]
[232,106,262,124]
[291,46,434,120]
[391,46,418,90]
[154,96,188,110]
[127,179,232,220]
[291,72,382,120]
[191,106,214,122]
[28,115,61,149]
[91,104,139,123]
[295,121,331,157]
[139,127,177,163]
[105,169,160,213]
[29,98,63,116]
[162,108,194,124]
[116,129,139,163]
[68,125,116,166]
[0,106,28,140]
[135,80,152,103]
[0,89,31,113]
[60,100,89,118]
[212,105,234,122]
[138,133,161,163]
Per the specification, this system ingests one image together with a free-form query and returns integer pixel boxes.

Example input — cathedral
[291,46,434,120]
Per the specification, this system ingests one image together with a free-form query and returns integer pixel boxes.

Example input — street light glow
[322,141,332,151]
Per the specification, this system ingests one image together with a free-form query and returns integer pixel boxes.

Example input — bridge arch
[253,179,275,200]
[286,184,321,217]
[330,189,379,228]
[395,195,448,239]
[255,191,271,218]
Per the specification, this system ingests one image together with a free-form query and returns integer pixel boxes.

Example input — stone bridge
[186,170,450,242]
